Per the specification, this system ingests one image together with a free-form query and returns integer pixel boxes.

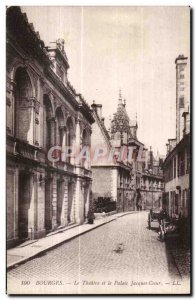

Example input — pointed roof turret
[111,91,130,136]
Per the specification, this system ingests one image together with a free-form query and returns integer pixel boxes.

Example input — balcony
[75,166,92,178]
[66,163,75,173]
[6,136,46,164]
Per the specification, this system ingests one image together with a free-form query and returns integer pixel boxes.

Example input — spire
[118,89,122,105]
[136,112,138,126]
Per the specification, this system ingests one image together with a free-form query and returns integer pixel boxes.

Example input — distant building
[140,148,164,210]
[163,55,190,218]
[6,7,94,248]
[91,91,164,212]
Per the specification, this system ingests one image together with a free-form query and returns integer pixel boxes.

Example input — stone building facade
[6,7,94,248]
[163,55,190,219]
[140,149,164,210]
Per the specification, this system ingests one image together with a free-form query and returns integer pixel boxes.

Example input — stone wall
[91,167,113,199]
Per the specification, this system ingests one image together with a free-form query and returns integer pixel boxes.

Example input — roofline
[163,133,190,166]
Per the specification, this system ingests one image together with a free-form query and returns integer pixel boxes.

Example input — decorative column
[85,181,92,219]
[75,178,83,224]
[39,78,44,147]
[49,117,56,147]
[70,132,76,165]
[27,170,37,239]
[6,77,15,135]
[59,125,66,163]
[57,178,66,227]
[111,168,118,202]
[36,172,46,238]
[34,99,40,146]
[62,177,68,226]
[51,173,58,230]
[75,119,81,166]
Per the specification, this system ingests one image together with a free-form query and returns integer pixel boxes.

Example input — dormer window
[47,39,69,84]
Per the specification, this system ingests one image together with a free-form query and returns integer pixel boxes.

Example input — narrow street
[7,212,189,294]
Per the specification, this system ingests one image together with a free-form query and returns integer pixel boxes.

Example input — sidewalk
[7,211,138,270]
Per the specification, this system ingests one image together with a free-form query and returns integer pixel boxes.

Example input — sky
[21,6,190,156]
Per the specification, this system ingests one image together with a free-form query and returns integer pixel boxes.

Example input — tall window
[179,96,184,108]
[178,151,185,177]
[66,118,74,164]
[56,107,65,147]
[81,129,89,168]
[186,148,190,174]
[173,156,176,178]
[14,67,33,143]
[175,193,179,215]
[168,160,173,181]
[55,107,65,162]
[43,95,53,150]
[182,190,186,215]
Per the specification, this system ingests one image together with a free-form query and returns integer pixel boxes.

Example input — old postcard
[6,5,191,295]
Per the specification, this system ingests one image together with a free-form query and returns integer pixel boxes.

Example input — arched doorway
[18,170,32,240]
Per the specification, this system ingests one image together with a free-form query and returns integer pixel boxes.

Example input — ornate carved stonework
[59,125,66,131]
[39,75,45,87]
[6,98,11,107]
[6,126,11,134]
[47,116,56,123]
[34,99,40,114]
[17,97,33,109]
[31,71,38,97]
[35,117,39,125]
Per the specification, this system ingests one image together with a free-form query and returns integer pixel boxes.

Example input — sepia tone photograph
[6,5,191,295]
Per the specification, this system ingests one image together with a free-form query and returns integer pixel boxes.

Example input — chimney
[149,146,153,170]
[166,143,169,154]
[91,101,102,119]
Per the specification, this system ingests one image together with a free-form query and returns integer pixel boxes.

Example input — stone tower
[175,55,190,143]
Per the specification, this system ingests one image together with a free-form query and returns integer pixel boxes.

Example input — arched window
[81,129,90,169]
[14,67,34,143]
[55,107,65,147]
[43,95,53,150]
[66,117,74,164]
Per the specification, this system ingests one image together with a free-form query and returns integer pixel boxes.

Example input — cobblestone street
[7,212,190,294]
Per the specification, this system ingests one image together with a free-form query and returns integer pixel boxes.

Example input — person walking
[136,189,141,211]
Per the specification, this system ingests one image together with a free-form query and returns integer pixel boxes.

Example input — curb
[7,211,139,271]
[7,217,117,271]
